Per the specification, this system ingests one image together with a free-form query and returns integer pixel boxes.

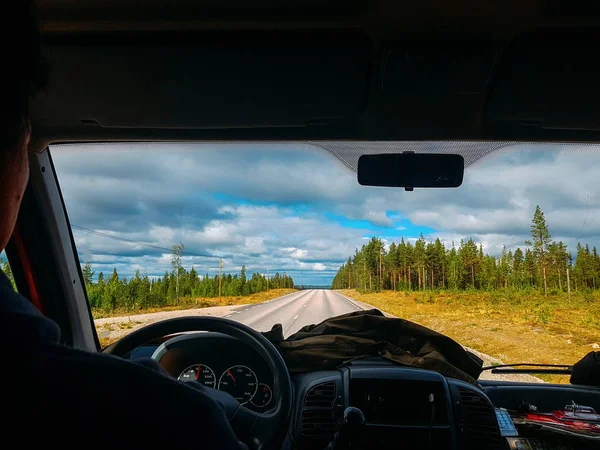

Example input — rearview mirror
[357,153,464,190]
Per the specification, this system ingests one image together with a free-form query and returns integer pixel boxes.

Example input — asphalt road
[224,289,364,337]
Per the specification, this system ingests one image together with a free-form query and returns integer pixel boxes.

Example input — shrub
[536,305,551,324]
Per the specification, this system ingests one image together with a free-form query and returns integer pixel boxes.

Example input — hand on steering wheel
[103,317,292,450]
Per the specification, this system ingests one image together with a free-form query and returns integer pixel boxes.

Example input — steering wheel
[103,316,292,449]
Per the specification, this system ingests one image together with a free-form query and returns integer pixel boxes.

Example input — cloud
[284,248,308,258]
[51,142,600,284]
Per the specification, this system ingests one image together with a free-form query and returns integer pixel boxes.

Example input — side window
[0,253,17,291]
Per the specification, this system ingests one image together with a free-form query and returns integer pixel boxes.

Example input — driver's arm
[30,343,249,449]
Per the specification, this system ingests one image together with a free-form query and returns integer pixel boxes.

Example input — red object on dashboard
[524,412,600,434]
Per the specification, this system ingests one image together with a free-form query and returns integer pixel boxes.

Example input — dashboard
[130,332,274,412]
[292,363,600,450]
[128,334,600,450]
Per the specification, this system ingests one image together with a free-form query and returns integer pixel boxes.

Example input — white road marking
[293,315,299,320]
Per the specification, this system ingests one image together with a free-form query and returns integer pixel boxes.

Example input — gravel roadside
[94,304,244,342]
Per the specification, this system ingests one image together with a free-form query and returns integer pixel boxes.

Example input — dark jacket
[265,309,483,385]
[0,270,244,448]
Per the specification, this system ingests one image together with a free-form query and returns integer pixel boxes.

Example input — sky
[50,142,600,285]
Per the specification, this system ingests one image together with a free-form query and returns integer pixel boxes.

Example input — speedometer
[218,365,258,405]
[178,364,216,388]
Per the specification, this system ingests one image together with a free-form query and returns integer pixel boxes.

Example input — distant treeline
[82,263,294,312]
[332,206,600,295]
[2,244,295,312]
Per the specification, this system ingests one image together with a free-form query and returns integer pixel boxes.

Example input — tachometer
[250,383,273,408]
[218,365,258,405]
[178,364,216,389]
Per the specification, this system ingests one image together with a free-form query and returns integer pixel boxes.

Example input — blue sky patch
[324,212,436,239]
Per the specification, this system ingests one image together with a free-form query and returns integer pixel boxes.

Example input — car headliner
[30,0,600,151]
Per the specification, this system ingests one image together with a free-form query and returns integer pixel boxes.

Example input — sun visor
[381,42,496,95]
[486,29,600,133]
[374,40,497,134]
[32,32,371,132]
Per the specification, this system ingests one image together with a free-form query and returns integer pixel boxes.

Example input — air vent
[304,381,336,408]
[300,381,337,440]
[300,409,336,437]
[457,387,504,450]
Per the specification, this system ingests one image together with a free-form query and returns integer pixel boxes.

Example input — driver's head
[0,1,48,252]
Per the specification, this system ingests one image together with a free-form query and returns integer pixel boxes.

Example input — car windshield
[50,142,600,383]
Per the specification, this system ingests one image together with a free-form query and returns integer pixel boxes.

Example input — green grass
[340,289,600,384]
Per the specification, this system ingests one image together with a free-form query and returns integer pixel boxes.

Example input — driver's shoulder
[41,342,178,386]
[35,342,232,419]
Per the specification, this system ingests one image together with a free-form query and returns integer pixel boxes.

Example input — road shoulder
[95,304,244,342]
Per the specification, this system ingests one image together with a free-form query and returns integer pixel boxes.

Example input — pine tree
[447,244,459,290]
[167,271,177,302]
[435,238,447,289]
[592,246,600,289]
[574,243,593,290]
[459,238,479,289]
[82,262,94,286]
[499,245,510,289]
[101,268,120,311]
[387,242,397,290]
[513,248,524,289]
[241,265,250,295]
[405,240,415,290]
[524,249,537,287]
[189,267,199,295]
[548,241,569,292]
[414,234,427,290]
[171,243,184,303]
[525,205,552,296]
